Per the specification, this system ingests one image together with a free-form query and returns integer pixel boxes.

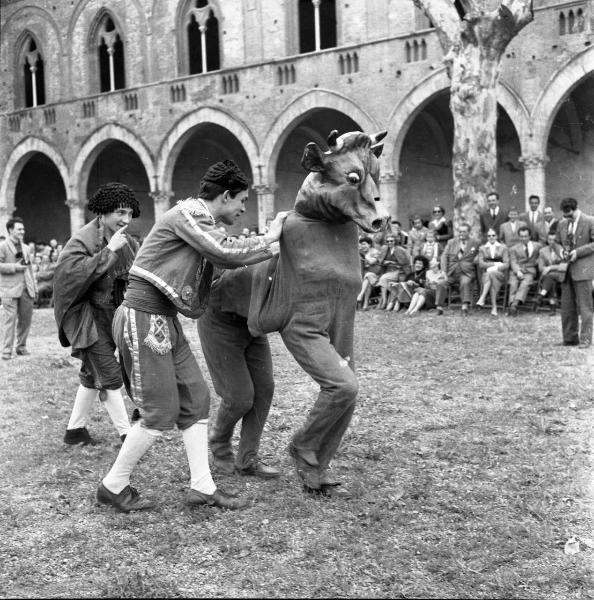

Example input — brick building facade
[0,0,592,242]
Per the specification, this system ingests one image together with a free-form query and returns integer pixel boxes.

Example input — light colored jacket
[0,238,37,298]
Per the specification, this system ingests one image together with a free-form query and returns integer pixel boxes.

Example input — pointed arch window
[187,0,221,74]
[21,37,46,107]
[299,0,337,53]
[96,15,125,92]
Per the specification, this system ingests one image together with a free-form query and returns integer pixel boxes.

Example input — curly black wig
[87,182,140,218]
[198,159,249,199]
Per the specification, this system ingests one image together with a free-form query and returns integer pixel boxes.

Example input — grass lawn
[1,307,593,599]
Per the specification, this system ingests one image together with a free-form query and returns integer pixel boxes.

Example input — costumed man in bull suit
[54,183,140,446]
[96,160,287,512]
[197,265,280,480]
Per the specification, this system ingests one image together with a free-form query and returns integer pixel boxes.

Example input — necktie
[491,210,495,219]
[524,244,529,258]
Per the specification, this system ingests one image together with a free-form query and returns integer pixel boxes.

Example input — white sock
[101,389,131,436]
[183,420,216,495]
[102,422,161,494]
[67,385,98,430]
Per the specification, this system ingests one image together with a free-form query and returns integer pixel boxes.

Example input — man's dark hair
[529,194,540,202]
[199,160,249,200]
[487,191,499,199]
[359,236,372,246]
[518,225,531,235]
[560,197,578,212]
[87,182,140,218]
[6,217,24,233]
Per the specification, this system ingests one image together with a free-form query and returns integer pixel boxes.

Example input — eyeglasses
[487,234,497,237]
[432,210,442,214]
[386,239,395,243]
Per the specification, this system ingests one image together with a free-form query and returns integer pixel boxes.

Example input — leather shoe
[131,408,142,423]
[436,307,444,316]
[212,455,236,475]
[288,443,321,489]
[187,488,248,510]
[64,427,95,445]
[96,483,154,512]
[15,348,30,356]
[556,341,579,346]
[578,342,591,349]
[1,354,11,361]
[236,459,281,479]
[303,483,353,499]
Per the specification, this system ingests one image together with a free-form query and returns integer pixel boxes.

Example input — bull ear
[371,143,384,158]
[370,130,387,145]
[301,142,326,173]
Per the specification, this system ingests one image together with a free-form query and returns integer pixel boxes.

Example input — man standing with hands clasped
[54,183,141,445]
[557,197,594,348]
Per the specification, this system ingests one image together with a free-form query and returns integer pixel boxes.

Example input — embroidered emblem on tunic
[176,198,215,224]
[143,314,172,355]
[181,285,194,303]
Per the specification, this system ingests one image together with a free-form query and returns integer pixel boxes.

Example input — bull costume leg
[282,299,357,497]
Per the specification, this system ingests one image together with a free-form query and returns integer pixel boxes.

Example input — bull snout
[370,215,391,232]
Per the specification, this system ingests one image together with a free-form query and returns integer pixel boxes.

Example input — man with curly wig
[54,182,141,446]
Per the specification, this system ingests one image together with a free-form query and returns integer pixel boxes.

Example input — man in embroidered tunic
[97,160,287,512]
[54,183,141,446]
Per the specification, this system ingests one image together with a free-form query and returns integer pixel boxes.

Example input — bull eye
[347,172,360,185]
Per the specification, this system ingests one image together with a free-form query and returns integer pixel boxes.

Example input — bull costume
[248,130,391,498]
[96,160,285,512]
[54,183,140,445]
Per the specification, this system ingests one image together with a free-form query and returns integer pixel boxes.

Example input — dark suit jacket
[479,208,508,240]
[557,212,594,281]
[510,241,542,277]
[440,237,480,278]
[538,218,559,241]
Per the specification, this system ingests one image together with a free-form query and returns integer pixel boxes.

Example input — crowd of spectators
[357,194,577,318]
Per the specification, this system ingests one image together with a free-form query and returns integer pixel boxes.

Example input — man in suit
[520,195,545,242]
[479,191,508,242]
[0,217,37,360]
[435,222,480,315]
[538,206,559,240]
[507,226,542,315]
[499,207,528,247]
[556,197,594,347]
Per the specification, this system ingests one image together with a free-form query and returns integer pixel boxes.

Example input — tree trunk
[450,43,500,236]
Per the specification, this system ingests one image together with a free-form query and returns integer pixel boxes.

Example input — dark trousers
[197,307,274,469]
[561,274,593,345]
[280,300,358,471]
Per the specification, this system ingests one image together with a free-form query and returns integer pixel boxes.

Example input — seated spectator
[476,228,510,316]
[407,215,429,257]
[419,229,441,263]
[406,258,446,315]
[535,231,566,314]
[377,235,411,310]
[390,221,409,247]
[358,236,373,277]
[435,222,480,316]
[389,255,429,312]
[499,207,528,248]
[429,205,453,253]
[356,233,386,310]
[507,226,542,315]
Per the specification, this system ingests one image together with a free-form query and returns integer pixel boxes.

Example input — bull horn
[370,131,387,145]
[327,130,342,151]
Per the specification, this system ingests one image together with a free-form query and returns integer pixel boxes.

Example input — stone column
[66,198,86,234]
[252,184,277,233]
[149,190,174,221]
[0,205,11,236]
[519,154,549,210]
[379,171,399,223]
